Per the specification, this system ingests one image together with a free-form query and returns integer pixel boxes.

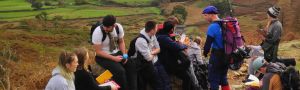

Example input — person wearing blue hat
[202,6,230,90]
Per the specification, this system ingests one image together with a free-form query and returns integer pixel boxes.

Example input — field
[0,0,160,21]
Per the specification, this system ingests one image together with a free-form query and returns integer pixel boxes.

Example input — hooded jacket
[45,67,75,90]
[134,29,160,63]
[261,63,285,90]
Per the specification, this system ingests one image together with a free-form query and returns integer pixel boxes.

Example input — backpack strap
[139,34,150,43]
[100,24,120,42]
[115,25,120,35]
[100,26,107,42]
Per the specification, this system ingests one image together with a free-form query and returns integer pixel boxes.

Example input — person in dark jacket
[74,47,118,90]
[252,57,283,90]
[157,21,195,90]
[259,6,283,62]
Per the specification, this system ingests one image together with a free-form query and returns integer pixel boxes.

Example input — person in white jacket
[45,51,78,90]
[133,21,161,90]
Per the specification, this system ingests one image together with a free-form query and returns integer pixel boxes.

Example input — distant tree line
[25,0,90,10]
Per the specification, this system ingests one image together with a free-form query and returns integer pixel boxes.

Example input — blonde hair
[57,51,77,84]
[74,47,89,71]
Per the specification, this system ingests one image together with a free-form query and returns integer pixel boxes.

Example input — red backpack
[217,17,249,70]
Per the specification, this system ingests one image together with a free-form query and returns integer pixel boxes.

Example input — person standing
[259,6,283,62]
[202,6,230,90]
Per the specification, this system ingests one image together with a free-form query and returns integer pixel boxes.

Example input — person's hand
[261,36,266,41]
[110,84,118,90]
[122,54,128,59]
[122,59,128,64]
[113,56,123,62]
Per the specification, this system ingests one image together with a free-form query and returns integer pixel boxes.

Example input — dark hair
[145,21,157,33]
[102,15,116,27]
[160,21,175,34]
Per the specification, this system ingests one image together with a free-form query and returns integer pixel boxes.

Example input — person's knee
[116,67,126,75]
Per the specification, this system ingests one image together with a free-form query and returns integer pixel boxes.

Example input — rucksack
[89,21,120,44]
[280,66,300,90]
[127,34,150,70]
[215,17,248,70]
[127,34,149,58]
[270,62,300,90]
[191,55,209,90]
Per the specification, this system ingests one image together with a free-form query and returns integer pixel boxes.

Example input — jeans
[95,56,136,90]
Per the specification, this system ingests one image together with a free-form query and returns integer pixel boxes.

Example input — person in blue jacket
[202,6,230,90]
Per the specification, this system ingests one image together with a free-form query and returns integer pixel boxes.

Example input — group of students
[45,5,287,90]
[45,48,119,90]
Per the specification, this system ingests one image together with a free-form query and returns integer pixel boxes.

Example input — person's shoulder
[75,69,88,76]
[209,22,221,28]
[136,37,148,44]
[115,23,122,27]
[48,75,68,86]
[93,26,103,34]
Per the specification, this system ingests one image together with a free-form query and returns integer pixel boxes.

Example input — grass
[0,0,160,21]
[196,0,209,8]
[0,6,160,21]
[111,0,154,6]
[0,0,55,11]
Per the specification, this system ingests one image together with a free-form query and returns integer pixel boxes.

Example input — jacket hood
[52,67,61,76]
[266,62,286,73]
[140,29,152,41]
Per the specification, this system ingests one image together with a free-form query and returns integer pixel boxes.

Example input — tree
[35,12,48,21]
[35,12,48,30]
[26,0,43,10]
[74,0,88,5]
[210,0,232,17]
[31,1,43,10]
[172,5,187,24]
[58,0,65,7]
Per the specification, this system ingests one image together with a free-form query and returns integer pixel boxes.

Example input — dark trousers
[208,49,229,90]
[154,61,172,90]
[137,61,159,90]
[163,61,195,90]
[95,56,136,90]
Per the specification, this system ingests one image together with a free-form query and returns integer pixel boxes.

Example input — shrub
[210,0,232,17]
[74,0,88,5]
[172,5,187,24]
[31,1,43,10]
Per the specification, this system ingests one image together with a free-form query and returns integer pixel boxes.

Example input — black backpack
[191,55,209,90]
[127,34,149,58]
[280,66,300,90]
[271,62,300,90]
[89,21,120,44]
[127,34,150,70]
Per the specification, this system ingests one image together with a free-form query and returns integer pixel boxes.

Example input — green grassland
[111,0,154,6]
[0,0,160,21]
